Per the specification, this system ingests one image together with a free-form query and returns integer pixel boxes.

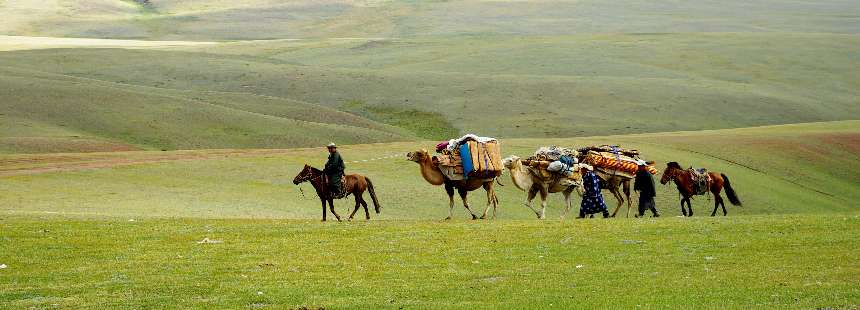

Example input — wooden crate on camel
[434,134,502,180]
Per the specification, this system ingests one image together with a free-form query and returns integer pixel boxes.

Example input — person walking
[634,160,660,218]
[577,164,610,218]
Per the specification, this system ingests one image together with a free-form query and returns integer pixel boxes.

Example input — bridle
[662,167,681,184]
[295,170,325,184]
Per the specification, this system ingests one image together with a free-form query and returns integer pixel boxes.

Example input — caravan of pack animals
[294,134,742,221]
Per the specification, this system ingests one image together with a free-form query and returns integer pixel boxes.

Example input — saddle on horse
[689,168,710,195]
[326,175,348,199]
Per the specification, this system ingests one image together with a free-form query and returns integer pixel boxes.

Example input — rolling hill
[2,121,857,219]
[1,32,858,152]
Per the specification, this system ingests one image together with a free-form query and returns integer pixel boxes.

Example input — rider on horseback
[324,142,345,198]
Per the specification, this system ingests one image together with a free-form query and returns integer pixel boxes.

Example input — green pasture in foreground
[0,215,857,308]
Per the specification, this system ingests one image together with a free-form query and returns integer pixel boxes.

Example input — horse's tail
[721,173,742,206]
[366,176,381,213]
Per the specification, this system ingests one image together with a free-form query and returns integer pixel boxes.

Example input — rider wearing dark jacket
[634,161,659,217]
[324,143,345,197]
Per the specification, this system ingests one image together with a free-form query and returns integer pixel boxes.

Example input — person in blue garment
[577,164,610,219]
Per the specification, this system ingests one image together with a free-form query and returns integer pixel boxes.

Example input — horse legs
[459,189,479,220]
[686,198,694,217]
[711,194,723,217]
[361,197,371,220]
[680,197,688,217]
[328,199,342,222]
[348,198,360,221]
[321,199,327,222]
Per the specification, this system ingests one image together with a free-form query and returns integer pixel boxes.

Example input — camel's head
[502,155,521,169]
[406,149,429,163]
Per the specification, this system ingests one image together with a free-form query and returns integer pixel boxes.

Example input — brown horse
[660,162,742,216]
[293,165,381,222]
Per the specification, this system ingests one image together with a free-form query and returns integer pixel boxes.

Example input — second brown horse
[660,162,742,216]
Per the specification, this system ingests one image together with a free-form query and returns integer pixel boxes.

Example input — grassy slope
[0,65,412,153]
[0,33,857,146]
[1,215,857,308]
[1,121,857,220]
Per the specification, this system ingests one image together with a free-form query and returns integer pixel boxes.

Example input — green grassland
[2,1,859,307]
[2,0,859,40]
[1,215,857,308]
[2,121,857,219]
[1,33,858,152]
[1,122,859,308]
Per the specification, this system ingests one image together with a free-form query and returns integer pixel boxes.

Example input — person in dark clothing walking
[324,142,346,198]
[577,164,610,219]
[634,161,660,218]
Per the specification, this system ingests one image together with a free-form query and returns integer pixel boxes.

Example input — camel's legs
[525,187,541,218]
[492,190,498,219]
[623,180,632,218]
[609,187,624,217]
[445,183,456,220]
[538,186,549,220]
[459,189,478,220]
[561,189,573,219]
[480,183,493,219]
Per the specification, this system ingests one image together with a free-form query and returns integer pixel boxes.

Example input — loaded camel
[407,150,500,220]
[502,155,582,219]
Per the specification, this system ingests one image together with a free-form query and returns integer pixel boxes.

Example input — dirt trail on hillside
[0,149,296,177]
[0,35,217,51]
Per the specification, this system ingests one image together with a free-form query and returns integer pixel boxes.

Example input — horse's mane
[306,165,323,174]
[666,161,683,170]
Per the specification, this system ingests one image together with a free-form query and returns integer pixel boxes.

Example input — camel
[406,150,499,220]
[594,171,633,218]
[503,156,582,219]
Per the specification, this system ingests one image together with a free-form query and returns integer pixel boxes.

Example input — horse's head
[660,161,683,185]
[406,149,429,163]
[293,164,316,185]
[502,155,521,169]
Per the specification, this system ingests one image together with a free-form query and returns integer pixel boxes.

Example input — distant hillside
[0,33,857,147]
[1,0,858,40]
[0,66,413,153]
